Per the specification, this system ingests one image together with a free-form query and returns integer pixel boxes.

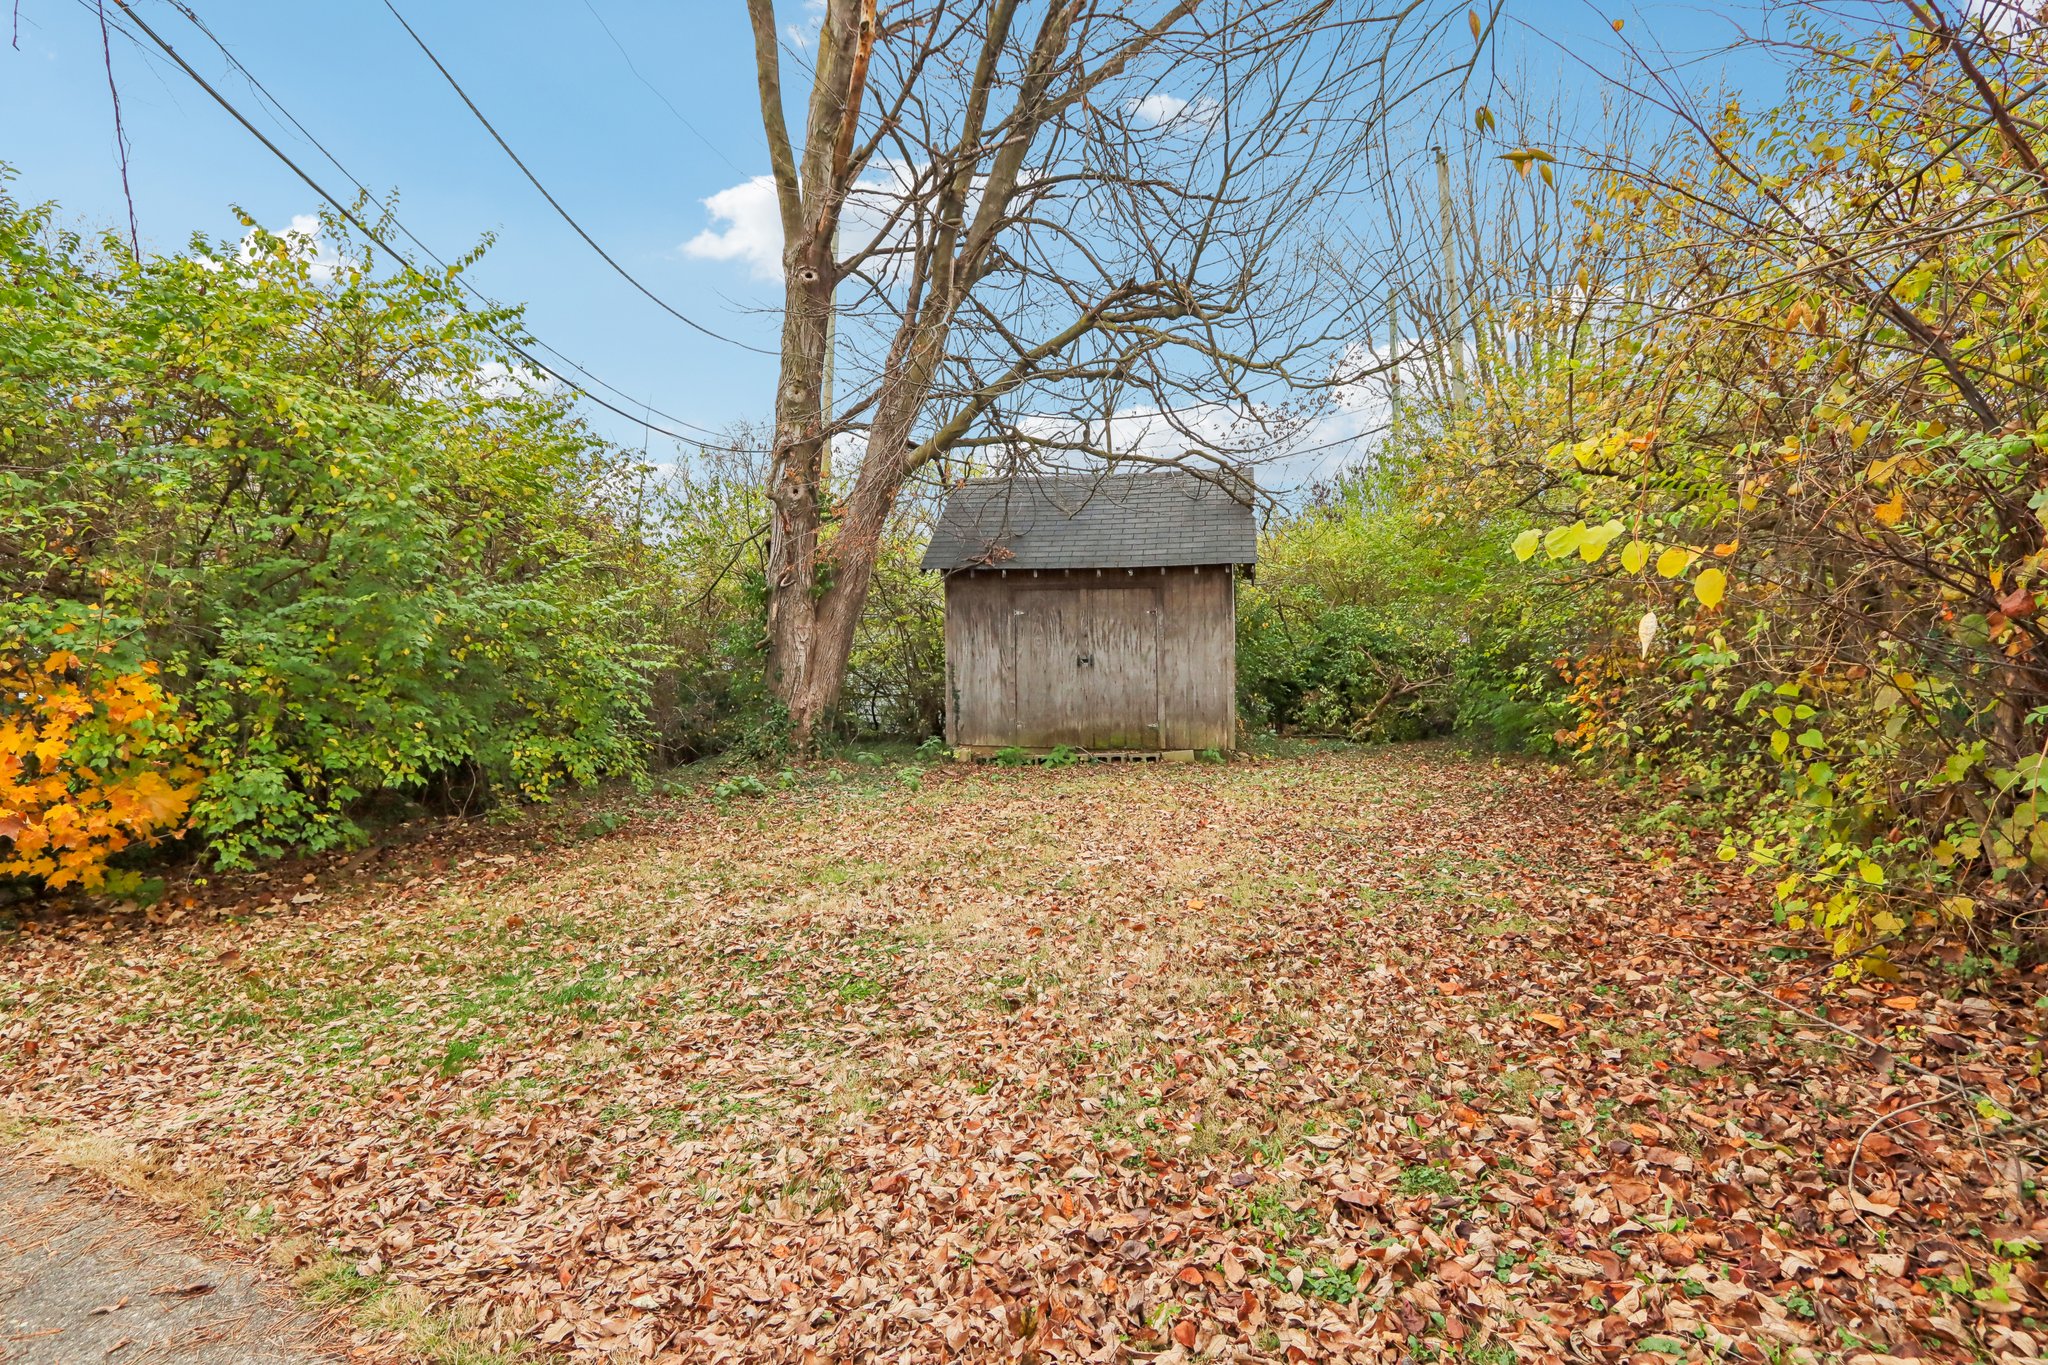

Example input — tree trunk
[762,266,834,736]
[767,344,941,741]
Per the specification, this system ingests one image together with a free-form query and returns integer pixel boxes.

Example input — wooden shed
[920,472,1256,757]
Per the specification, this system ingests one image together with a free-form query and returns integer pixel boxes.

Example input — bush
[1460,19,2048,967]
[1239,463,1569,746]
[0,602,201,896]
[843,529,945,738]
[0,186,668,874]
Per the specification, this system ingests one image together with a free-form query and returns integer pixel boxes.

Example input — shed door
[1013,582,1162,749]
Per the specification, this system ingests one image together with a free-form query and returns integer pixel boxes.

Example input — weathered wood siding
[1156,568,1237,751]
[943,566,1237,752]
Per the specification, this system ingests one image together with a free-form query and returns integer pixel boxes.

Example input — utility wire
[147,0,739,443]
[103,0,765,450]
[378,0,775,356]
[577,0,747,178]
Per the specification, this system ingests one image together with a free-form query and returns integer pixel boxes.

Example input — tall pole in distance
[1434,145,1469,412]
[1387,288,1401,422]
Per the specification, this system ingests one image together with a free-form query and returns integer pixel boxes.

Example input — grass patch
[1395,1163,1463,1198]
[436,1036,484,1076]
[833,973,886,1004]
[300,1257,534,1364]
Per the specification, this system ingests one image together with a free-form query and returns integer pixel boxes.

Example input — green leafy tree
[1389,7,2048,969]
[1,184,667,869]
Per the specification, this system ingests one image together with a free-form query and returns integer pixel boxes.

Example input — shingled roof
[920,471,1256,573]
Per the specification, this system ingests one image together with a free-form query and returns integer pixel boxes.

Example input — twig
[1844,1094,1950,1233]
[1663,934,1983,1101]
[96,0,139,256]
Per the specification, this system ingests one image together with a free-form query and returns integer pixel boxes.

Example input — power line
[378,0,775,357]
[86,0,727,441]
[147,0,739,442]
[577,0,747,179]
[101,0,765,450]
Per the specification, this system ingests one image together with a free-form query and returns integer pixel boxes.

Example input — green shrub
[0,187,666,867]
[711,774,769,802]
[1239,463,1569,748]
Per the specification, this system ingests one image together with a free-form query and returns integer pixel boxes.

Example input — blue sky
[4,0,1790,460]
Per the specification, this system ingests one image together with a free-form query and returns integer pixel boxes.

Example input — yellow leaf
[1579,520,1623,563]
[1469,8,1482,40]
[1543,523,1588,559]
[1873,489,1905,526]
[1619,541,1649,573]
[1695,566,1727,609]
[1655,547,1695,578]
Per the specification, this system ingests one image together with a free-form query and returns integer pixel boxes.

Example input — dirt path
[0,1155,346,1365]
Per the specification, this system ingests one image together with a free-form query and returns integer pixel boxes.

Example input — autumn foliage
[1358,6,2048,971]
[0,609,200,896]
[0,183,678,881]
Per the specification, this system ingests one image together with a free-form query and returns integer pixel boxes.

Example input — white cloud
[1125,92,1221,130]
[683,160,928,285]
[1969,0,2040,34]
[1005,369,1391,497]
[1102,398,1382,493]
[682,176,784,280]
[841,157,926,265]
[472,359,552,400]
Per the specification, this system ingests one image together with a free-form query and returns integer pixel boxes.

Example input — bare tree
[741,0,1484,739]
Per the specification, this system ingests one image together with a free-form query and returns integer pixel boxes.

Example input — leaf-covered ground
[1,744,2043,1363]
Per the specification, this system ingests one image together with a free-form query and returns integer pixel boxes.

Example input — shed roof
[920,471,1257,573]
